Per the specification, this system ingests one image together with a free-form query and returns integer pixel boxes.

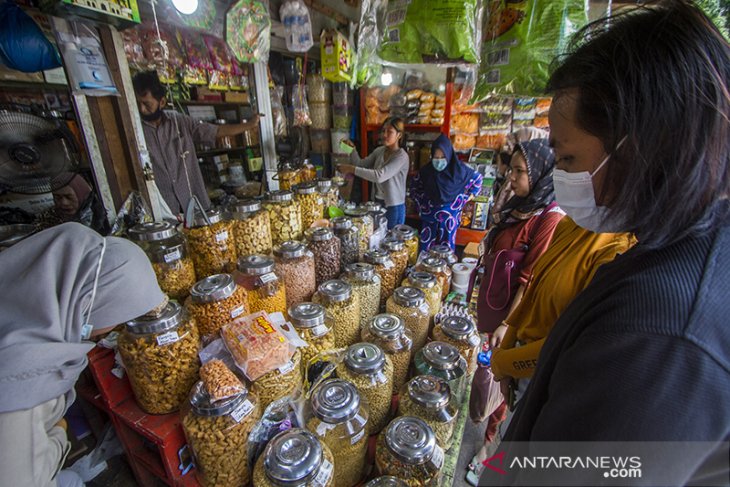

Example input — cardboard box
[463,242,480,260]
[224,91,250,104]
[321,29,352,82]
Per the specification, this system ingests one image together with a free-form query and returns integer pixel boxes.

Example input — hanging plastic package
[353,0,383,87]
[55,22,118,96]
[178,28,212,86]
[226,0,271,64]
[472,0,589,100]
[270,86,288,138]
[279,0,313,53]
[377,0,484,65]
[138,23,185,84]
[321,29,352,83]
[204,34,235,90]
[0,2,61,72]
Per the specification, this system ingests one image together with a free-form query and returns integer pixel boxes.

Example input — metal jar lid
[126,301,184,335]
[289,302,326,328]
[408,272,438,289]
[188,380,250,416]
[392,224,417,240]
[295,181,318,195]
[362,201,382,212]
[393,287,426,308]
[128,221,177,241]
[230,199,262,216]
[345,342,385,374]
[238,254,275,275]
[317,279,352,303]
[407,375,451,410]
[440,316,480,346]
[308,227,334,242]
[344,262,375,281]
[384,416,437,465]
[316,178,332,192]
[266,190,294,202]
[381,237,405,252]
[420,256,447,273]
[190,274,237,303]
[365,477,409,487]
[422,341,464,371]
[367,314,405,341]
[429,244,457,264]
[264,429,325,485]
[191,209,223,227]
[344,207,369,218]
[331,216,353,231]
[311,379,361,423]
[274,240,308,259]
[364,248,391,265]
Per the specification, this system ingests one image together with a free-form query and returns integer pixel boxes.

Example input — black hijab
[420,134,476,205]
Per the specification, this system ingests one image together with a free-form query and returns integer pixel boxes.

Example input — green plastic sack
[473,0,588,100]
[377,0,482,65]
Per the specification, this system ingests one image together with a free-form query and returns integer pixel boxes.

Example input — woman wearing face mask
[488,3,730,486]
[0,223,166,487]
[337,117,410,229]
[410,134,483,251]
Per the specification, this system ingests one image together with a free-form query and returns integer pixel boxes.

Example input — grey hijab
[0,222,165,413]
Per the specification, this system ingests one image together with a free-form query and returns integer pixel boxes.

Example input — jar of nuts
[386,287,430,354]
[414,342,468,406]
[253,429,335,487]
[182,381,261,487]
[264,190,303,245]
[295,181,325,230]
[364,248,398,308]
[118,301,201,415]
[307,379,369,487]
[274,240,317,308]
[331,217,360,267]
[362,314,413,391]
[289,302,335,375]
[313,280,361,349]
[342,262,381,330]
[362,202,388,232]
[317,178,340,211]
[365,477,409,487]
[428,244,458,266]
[229,200,273,257]
[415,257,452,300]
[337,342,394,435]
[375,417,444,486]
[392,224,419,266]
[344,207,373,256]
[235,255,287,315]
[186,274,248,339]
[251,348,303,409]
[381,235,409,284]
[403,272,443,324]
[183,209,238,278]
[306,227,341,286]
[398,376,458,451]
[128,222,196,302]
[432,316,481,375]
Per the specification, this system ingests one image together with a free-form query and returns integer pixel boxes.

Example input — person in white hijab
[0,223,166,487]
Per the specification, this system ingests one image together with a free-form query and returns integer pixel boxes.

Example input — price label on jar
[430,444,445,469]
[278,359,296,375]
[258,272,278,285]
[163,248,182,263]
[215,231,229,243]
[230,306,245,319]
[311,324,328,337]
[351,428,365,445]
[230,399,254,423]
[312,459,333,487]
[156,331,180,346]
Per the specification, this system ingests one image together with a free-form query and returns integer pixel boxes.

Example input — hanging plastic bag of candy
[226,0,271,64]
[203,34,234,91]
[178,28,211,85]
[138,23,184,84]
[279,0,313,53]
[292,84,311,127]
[270,86,288,137]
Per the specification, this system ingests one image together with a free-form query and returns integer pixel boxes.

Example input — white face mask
[553,136,626,233]
[432,158,448,172]
[80,239,107,340]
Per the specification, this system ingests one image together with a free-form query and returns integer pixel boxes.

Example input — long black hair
[547,0,730,248]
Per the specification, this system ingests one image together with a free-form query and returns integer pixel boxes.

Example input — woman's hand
[341,139,355,148]
[337,164,356,175]
[490,322,509,348]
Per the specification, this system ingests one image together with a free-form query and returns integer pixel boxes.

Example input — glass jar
[289,302,335,375]
[432,316,481,375]
[295,181,325,230]
[375,417,444,486]
[307,379,369,487]
[362,314,413,391]
[118,302,201,414]
[274,241,317,308]
[235,255,287,315]
[344,207,373,256]
[363,201,388,232]
[414,342,468,405]
[398,376,458,451]
[264,190,303,245]
[317,178,339,211]
[392,224,419,266]
[381,235,409,284]
[342,262,381,330]
[365,477,409,487]
[331,217,360,267]
[182,381,261,487]
[313,280,360,348]
[415,257,452,300]
[128,222,196,302]
[229,200,273,257]
[186,274,249,338]
[251,348,303,409]
[253,429,335,487]
[386,287,430,354]
[428,244,458,266]
[306,227,341,286]
[404,272,443,324]
[184,209,237,278]
[364,248,398,308]
[337,343,394,435]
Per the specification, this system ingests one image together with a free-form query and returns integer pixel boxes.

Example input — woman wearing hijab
[410,134,483,251]
[0,222,166,487]
[37,173,110,235]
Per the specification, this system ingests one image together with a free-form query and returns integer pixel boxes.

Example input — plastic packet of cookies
[200,359,246,402]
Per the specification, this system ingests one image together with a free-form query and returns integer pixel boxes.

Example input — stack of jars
[398,375,458,451]
[415,257,452,300]
[404,271,443,324]
[432,316,481,375]
[414,341,468,405]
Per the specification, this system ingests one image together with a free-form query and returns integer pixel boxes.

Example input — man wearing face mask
[410,133,482,251]
[132,71,259,214]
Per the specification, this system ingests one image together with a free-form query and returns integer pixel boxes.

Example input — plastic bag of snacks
[204,35,234,90]
[199,359,247,402]
[226,0,271,63]
[292,85,312,127]
[139,23,183,84]
[279,0,313,52]
[178,28,211,86]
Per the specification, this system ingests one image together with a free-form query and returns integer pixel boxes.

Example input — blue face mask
[432,158,448,172]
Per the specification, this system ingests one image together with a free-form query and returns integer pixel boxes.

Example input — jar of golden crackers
[235,255,287,315]
[264,190,303,245]
[184,209,237,278]
[229,200,273,257]
[186,274,248,339]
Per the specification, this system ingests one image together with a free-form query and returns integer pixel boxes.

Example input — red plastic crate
[86,346,134,409]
